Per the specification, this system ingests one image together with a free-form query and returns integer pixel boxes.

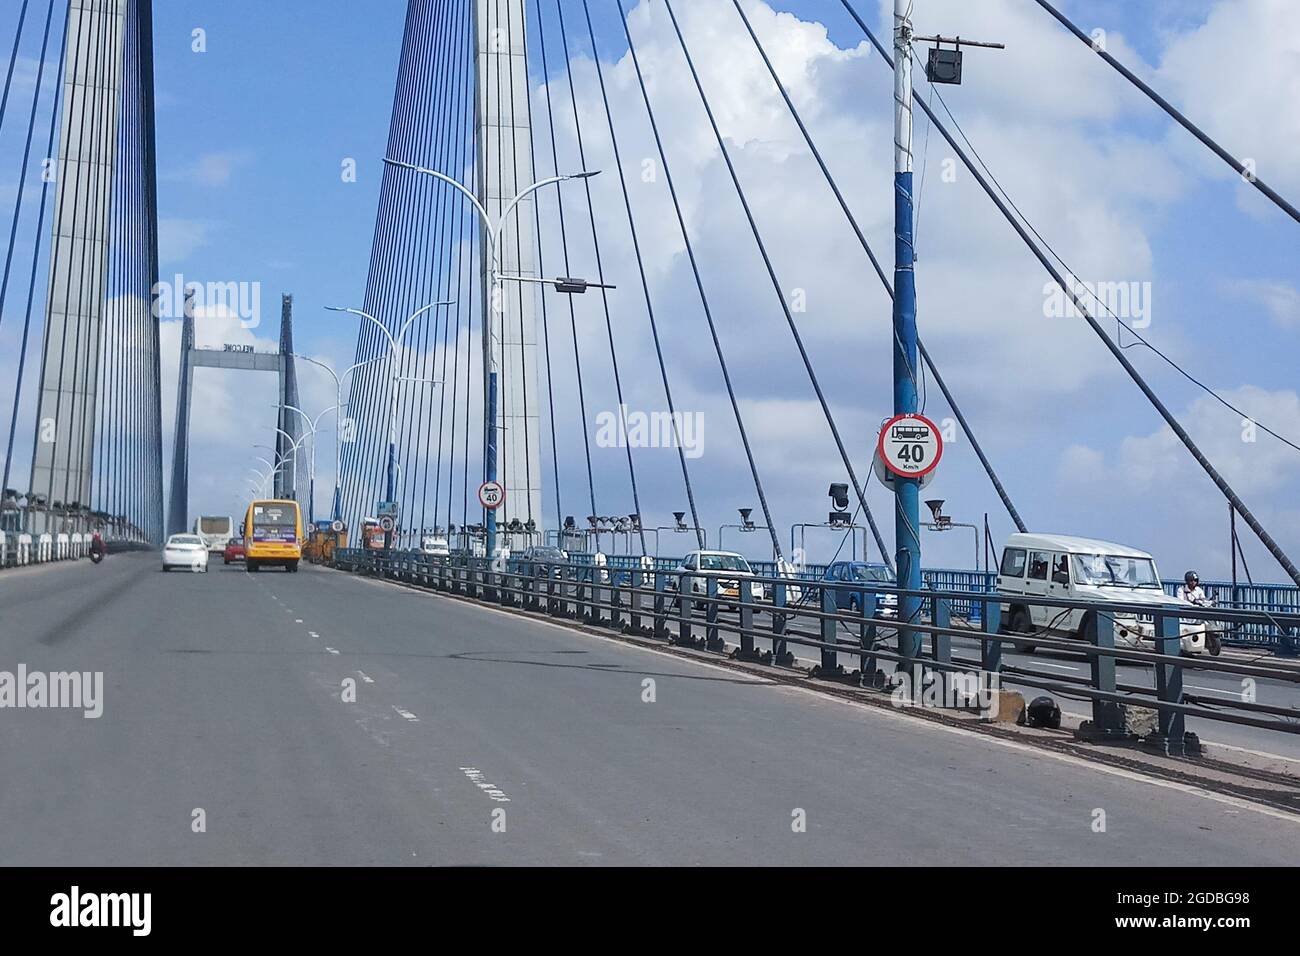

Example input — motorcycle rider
[1177,570,1209,605]
[89,532,106,563]
[1177,570,1221,656]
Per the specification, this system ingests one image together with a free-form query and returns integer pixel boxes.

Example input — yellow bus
[244,499,304,573]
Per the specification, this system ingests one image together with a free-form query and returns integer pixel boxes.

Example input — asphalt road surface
[1,553,1298,865]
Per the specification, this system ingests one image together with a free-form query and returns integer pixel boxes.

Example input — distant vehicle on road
[674,550,762,610]
[822,561,898,618]
[244,499,303,573]
[420,534,451,557]
[162,534,209,573]
[361,518,386,551]
[223,538,246,564]
[997,532,1208,655]
[516,545,568,578]
[194,515,234,553]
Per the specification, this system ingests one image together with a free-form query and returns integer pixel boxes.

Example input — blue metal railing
[330,548,1300,753]
[371,547,1300,650]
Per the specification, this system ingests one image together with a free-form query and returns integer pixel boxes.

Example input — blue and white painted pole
[486,369,499,560]
[892,0,923,662]
[384,386,397,550]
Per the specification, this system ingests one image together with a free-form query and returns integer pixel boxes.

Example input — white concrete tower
[474,0,544,540]
[30,0,129,525]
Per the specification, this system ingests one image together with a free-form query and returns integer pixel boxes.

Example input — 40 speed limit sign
[478,480,505,511]
[877,413,943,479]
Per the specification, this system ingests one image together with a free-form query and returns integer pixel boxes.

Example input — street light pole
[384,158,608,561]
[277,402,341,528]
[271,426,306,502]
[326,302,452,549]
[292,353,390,522]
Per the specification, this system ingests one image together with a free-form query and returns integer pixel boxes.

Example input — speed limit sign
[379,515,396,533]
[877,413,943,479]
[478,480,505,511]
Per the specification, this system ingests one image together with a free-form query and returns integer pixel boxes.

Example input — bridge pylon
[166,293,300,535]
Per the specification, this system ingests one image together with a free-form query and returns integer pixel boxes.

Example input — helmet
[1024,696,1061,729]
[1184,570,1199,584]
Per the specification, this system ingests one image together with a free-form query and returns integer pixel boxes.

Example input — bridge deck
[1,554,1296,865]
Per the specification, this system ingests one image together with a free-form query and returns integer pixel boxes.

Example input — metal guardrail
[0,534,152,570]
[334,549,1300,754]
[571,554,1299,649]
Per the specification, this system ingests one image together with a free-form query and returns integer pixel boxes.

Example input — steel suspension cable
[388,0,454,536]
[615,0,785,562]
[840,0,1300,587]
[584,0,706,549]
[730,0,1026,534]
[553,0,648,554]
[502,0,535,527]
[2,0,65,496]
[661,0,888,566]
[0,0,32,139]
[523,0,563,531]
[339,0,424,524]
[340,0,439,526]
[1033,0,1299,225]
[536,0,598,523]
[399,0,458,541]
[428,0,474,535]
[36,2,102,511]
[0,0,56,340]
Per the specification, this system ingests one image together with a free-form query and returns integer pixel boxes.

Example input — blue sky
[3,0,1297,580]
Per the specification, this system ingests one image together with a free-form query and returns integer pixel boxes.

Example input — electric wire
[838,0,1300,588]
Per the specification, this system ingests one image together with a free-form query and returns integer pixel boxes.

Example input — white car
[997,533,1207,655]
[162,534,209,573]
[675,550,763,608]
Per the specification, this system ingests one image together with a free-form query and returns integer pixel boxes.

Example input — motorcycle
[1184,598,1223,657]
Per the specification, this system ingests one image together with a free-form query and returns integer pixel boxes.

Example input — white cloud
[1062,386,1300,500]
[1225,278,1300,329]
[166,150,253,188]
[1156,0,1300,201]
[157,218,214,263]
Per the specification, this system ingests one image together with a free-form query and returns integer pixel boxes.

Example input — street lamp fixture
[384,156,612,558]
[326,302,453,547]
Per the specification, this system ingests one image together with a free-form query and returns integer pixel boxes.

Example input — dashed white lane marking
[325,647,340,655]
[295,618,304,624]
[460,767,510,802]
[357,670,374,684]
[393,706,419,722]
[1185,683,1234,695]
[1033,662,1081,672]
[308,631,320,638]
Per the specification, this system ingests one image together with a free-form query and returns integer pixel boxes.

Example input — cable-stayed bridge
[2,0,1300,869]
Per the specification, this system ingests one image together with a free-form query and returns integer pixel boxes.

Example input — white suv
[997,533,1208,655]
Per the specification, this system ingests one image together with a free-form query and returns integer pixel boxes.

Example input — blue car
[822,561,898,618]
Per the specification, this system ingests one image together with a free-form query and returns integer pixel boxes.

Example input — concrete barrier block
[1120,704,1159,738]
[980,689,1025,724]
